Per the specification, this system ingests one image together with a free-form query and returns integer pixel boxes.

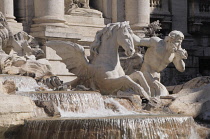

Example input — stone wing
[46,40,89,77]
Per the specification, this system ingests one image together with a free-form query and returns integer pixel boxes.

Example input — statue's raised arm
[131,33,153,47]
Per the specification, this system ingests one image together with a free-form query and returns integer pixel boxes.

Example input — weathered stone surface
[0,95,37,138]
[195,123,210,139]
[167,76,210,94]
[64,15,106,41]
[169,83,210,120]
[2,80,16,94]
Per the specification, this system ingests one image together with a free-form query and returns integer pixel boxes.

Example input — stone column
[0,0,16,22]
[112,0,125,22]
[171,0,188,34]
[33,0,67,27]
[125,0,150,37]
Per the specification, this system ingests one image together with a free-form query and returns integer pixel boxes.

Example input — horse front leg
[103,75,150,100]
[129,71,151,96]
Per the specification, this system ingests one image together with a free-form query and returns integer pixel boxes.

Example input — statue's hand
[42,76,64,90]
[175,49,188,60]
[14,32,26,45]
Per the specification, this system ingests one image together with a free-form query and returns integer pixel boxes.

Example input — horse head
[117,21,135,57]
[89,21,135,63]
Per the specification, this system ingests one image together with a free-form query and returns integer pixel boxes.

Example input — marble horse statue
[47,21,151,100]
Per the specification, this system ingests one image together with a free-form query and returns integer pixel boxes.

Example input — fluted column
[125,0,150,37]
[0,0,16,22]
[32,0,67,27]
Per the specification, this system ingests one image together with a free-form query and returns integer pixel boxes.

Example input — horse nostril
[130,48,134,53]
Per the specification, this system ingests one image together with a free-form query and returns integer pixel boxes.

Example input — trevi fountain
[0,0,210,139]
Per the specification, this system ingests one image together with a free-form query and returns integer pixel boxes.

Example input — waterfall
[18,116,197,139]
[0,75,39,91]
[17,91,137,117]
[18,91,104,112]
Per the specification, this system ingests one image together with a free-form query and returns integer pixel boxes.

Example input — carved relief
[65,0,102,17]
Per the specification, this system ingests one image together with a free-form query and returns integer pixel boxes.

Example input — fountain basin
[18,115,196,139]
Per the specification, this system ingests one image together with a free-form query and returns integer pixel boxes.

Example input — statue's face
[170,35,184,51]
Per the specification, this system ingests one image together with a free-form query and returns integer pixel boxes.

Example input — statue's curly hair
[164,30,184,43]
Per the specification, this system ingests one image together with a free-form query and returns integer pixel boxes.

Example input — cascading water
[19,115,197,139]
[17,91,138,117]
[0,75,39,91]
[7,75,199,138]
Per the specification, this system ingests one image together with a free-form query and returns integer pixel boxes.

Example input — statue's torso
[142,40,175,73]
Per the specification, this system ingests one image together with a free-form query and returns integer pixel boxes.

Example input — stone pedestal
[64,15,109,42]
[125,0,150,37]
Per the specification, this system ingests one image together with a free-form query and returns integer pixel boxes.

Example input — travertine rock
[169,83,210,120]
[167,76,210,94]
[195,123,210,139]
[34,100,60,117]
[2,80,16,94]
[0,95,36,138]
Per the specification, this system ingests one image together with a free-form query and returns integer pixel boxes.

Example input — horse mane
[89,21,130,60]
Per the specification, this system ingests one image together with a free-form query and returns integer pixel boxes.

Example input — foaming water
[18,91,138,117]
[59,97,137,118]
[16,91,200,138]
[19,116,196,139]
[0,75,39,91]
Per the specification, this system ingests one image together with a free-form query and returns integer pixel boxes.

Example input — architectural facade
[0,0,210,85]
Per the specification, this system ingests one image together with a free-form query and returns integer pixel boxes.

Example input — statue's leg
[129,71,151,96]
[102,75,150,100]
[143,72,169,96]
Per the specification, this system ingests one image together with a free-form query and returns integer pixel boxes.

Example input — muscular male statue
[132,30,187,97]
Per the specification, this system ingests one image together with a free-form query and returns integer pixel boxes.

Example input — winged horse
[46,21,151,100]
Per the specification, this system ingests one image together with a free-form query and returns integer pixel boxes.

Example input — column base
[30,25,82,39]
[130,24,147,38]
[32,16,68,28]
[130,23,148,30]
[5,15,16,23]
[133,30,146,38]
[31,23,68,28]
